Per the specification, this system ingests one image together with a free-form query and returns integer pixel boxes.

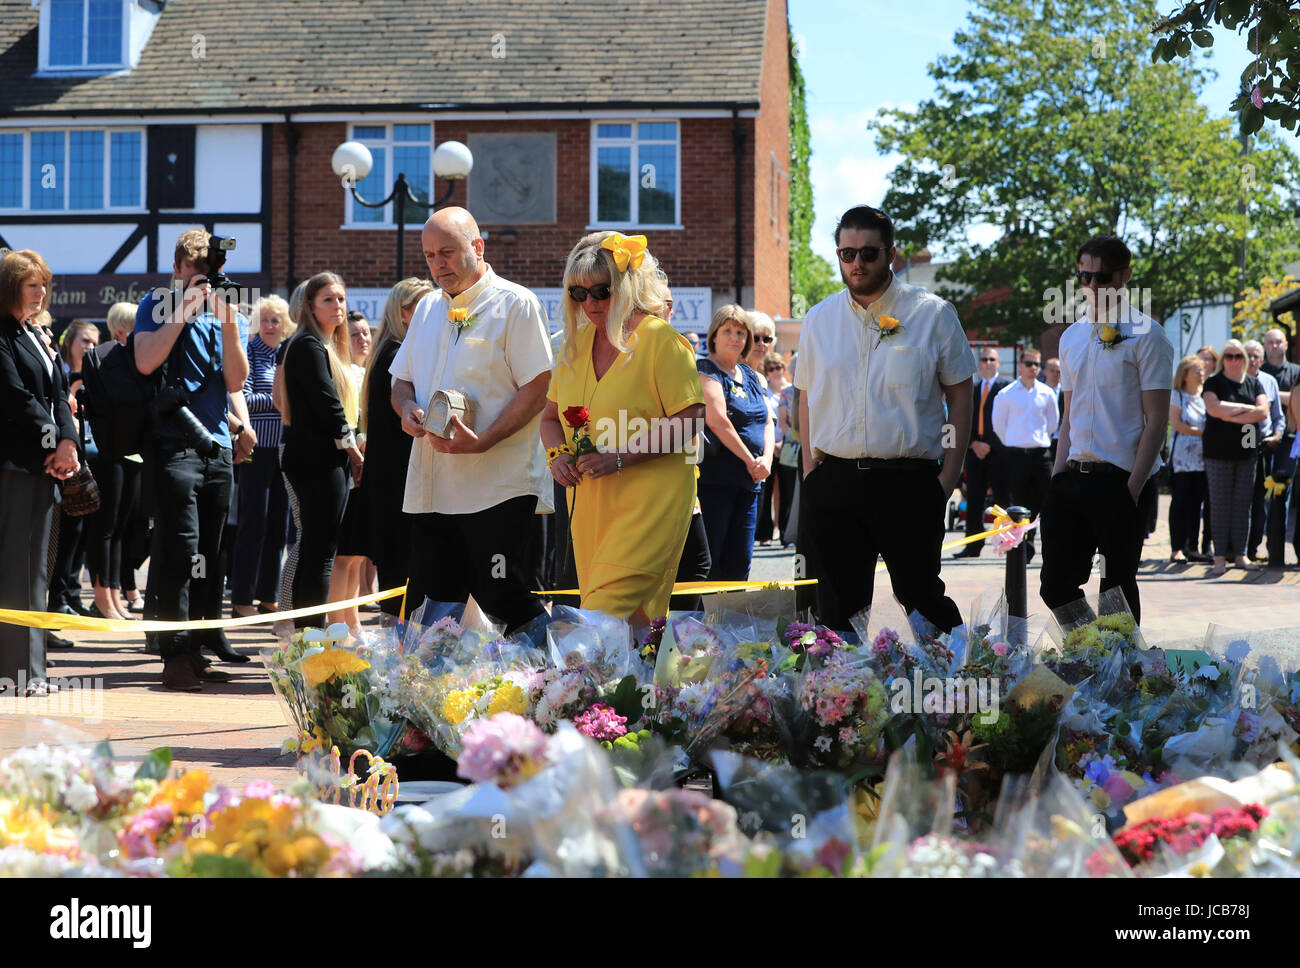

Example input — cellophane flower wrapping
[987,772,1131,877]
[260,625,408,761]
[547,605,634,685]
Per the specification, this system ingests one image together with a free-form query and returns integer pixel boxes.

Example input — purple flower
[1251,85,1264,110]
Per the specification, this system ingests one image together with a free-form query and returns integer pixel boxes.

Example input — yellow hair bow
[601,233,649,272]
[1264,475,1289,499]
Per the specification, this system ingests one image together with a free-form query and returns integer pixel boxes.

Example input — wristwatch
[232,423,245,438]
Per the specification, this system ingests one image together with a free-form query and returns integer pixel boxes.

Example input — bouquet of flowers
[794,651,891,775]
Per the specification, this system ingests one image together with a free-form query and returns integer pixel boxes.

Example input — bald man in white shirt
[991,347,1058,561]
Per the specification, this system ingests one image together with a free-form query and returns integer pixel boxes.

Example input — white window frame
[0,127,146,214]
[588,120,683,230]
[341,122,436,230]
[39,0,129,73]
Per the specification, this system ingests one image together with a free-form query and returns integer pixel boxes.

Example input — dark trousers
[699,481,761,581]
[145,446,234,658]
[283,463,348,628]
[0,470,55,683]
[803,460,961,634]
[669,512,712,612]
[755,473,777,542]
[1247,450,1270,555]
[774,461,797,545]
[962,450,1009,552]
[230,446,289,605]
[1168,470,1207,556]
[1040,468,1156,624]
[86,455,141,589]
[407,496,545,633]
[1005,447,1052,551]
[47,509,87,610]
[1269,439,1296,563]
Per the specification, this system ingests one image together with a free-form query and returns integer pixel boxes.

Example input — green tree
[871,0,1300,342]
[788,31,839,318]
[1152,0,1300,134]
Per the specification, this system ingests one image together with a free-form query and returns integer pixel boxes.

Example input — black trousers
[0,470,55,683]
[755,472,777,542]
[283,462,349,629]
[86,454,141,589]
[231,446,289,606]
[774,461,797,545]
[145,446,234,658]
[803,460,962,635]
[47,509,87,610]
[1004,447,1052,551]
[669,512,712,613]
[1247,449,1270,555]
[407,495,545,633]
[1040,468,1156,624]
[1168,470,1207,555]
[962,450,1009,551]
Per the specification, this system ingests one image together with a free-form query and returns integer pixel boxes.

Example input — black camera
[152,386,222,459]
[201,235,237,291]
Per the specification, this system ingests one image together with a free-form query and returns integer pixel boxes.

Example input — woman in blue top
[697,305,774,580]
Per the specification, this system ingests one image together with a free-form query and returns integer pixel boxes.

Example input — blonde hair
[558,232,667,365]
[105,301,137,342]
[1174,354,1204,392]
[287,280,308,329]
[173,229,209,270]
[748,310,776,343]
[250,294,295,342]
[281,272,358,428]
[706,304,754,358]
[1218,339,1247,375]
[360,277,434,435]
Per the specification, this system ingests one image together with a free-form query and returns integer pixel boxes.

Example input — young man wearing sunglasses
[990,348,1058,562]
[1040,235,1173,622]
[794,205,974,634]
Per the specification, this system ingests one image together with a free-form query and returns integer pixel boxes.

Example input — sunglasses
[754,335,774,344]
[980,357,999,363]
[837,245,886,264]
[1077,269,1118,285]
[567,283,612,302]
[1020,360,1042,367]
[1223,353,1245,361]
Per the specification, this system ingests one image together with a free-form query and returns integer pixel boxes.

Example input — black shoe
[952,546,982,559]
[190,653,233,682]
[360,602,382,613]
[204,632,250,664]
[1184,550,1213,564]
[51,603,78,616]
[66,600,92,617]
[47,634,74,650]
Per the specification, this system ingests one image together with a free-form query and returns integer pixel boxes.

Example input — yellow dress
[547,317,704,620]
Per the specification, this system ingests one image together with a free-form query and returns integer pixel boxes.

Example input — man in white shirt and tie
[991,348,1058,562]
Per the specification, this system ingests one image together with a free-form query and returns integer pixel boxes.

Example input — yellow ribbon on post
[1264,476,1289,499]
[600,233,648,272]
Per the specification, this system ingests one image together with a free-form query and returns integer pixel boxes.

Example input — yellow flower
[300,648,370,688]
[449,307,469,323]
[441,688,477,725]
[878,315,900,331]
[0,800,79,855]
[149,769,210,815]
[488,683,527,717]
[1099,325,1118,343]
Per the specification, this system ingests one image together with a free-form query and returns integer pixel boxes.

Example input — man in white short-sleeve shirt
[391,207,553,631]
[991,347,1058,560]
[794,205,974,634]
[1040,235,1173,623]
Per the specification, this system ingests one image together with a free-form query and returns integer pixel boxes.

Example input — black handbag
[59,388,101,517]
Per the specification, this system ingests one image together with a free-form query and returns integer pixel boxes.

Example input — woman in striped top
[229,295,295,618]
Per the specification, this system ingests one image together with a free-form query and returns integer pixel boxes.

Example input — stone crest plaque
[467,132,557,224]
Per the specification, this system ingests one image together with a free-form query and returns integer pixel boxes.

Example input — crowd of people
[2,204,1299,695]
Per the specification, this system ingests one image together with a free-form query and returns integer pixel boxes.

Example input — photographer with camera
[132,229,250,691]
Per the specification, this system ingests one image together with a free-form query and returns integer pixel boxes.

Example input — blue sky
[789,0,1294,265]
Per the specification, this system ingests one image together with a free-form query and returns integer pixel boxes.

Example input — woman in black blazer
[360,278,434,621]
[0,250,80,695]
[279,271,363,627]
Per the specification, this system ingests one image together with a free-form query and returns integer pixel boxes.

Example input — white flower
[813,735,833,753]
[63,773,99,813]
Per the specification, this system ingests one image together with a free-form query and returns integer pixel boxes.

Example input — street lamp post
[331,140,474,284]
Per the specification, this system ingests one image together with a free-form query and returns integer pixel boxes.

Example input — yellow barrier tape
[536,578,819,597]
[0,585,408,633]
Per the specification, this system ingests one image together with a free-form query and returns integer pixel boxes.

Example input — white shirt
[794,277,975,460]
[992,378,1059,448]
[390,266,554,515]
[1252,368,1281,438]
[1058,302,1174,474]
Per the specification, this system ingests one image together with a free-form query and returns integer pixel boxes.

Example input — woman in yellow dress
[541,232,705,628]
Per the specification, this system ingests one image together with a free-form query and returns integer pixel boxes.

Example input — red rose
[562,405,590,428]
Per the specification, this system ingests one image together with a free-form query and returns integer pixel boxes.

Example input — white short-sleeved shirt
[992,378,1059,449]
[1058,304,1174,474]
[390,266,554,515]
[793,277,975,460]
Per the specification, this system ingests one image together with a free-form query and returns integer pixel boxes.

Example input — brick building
[0,0,791,332]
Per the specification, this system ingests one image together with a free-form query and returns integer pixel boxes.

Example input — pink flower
[574,702,629,742]
[457,713,550,789]
[991,641,1008,657]
[1251,85,1264,109]
[1101,772,1135,804]
[242,780,276,800]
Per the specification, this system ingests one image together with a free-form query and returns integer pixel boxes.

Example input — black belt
[1006,446,1051,457]
[822,455,939,471]
[1066,459,1128,477]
